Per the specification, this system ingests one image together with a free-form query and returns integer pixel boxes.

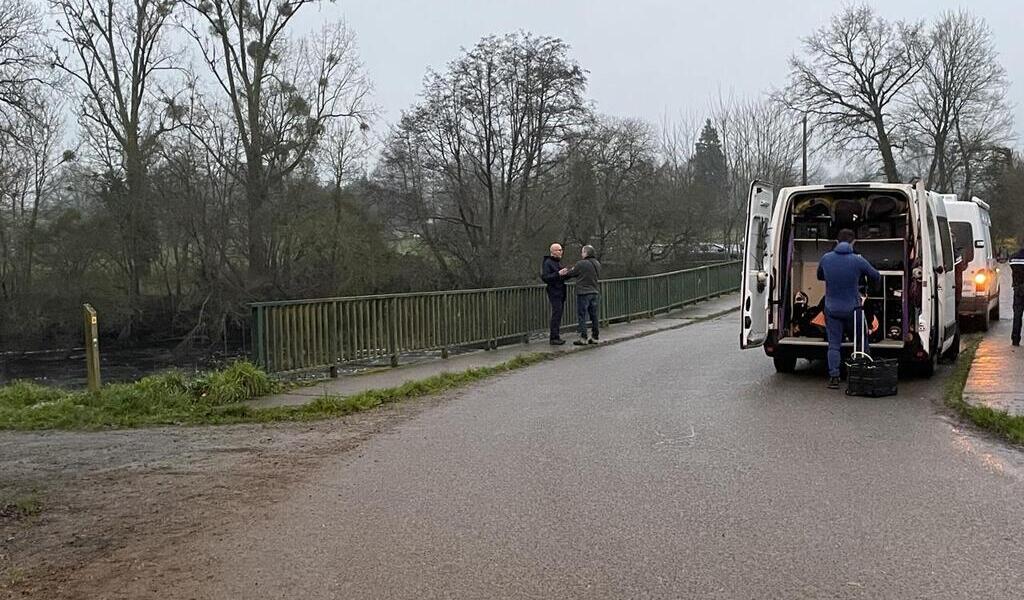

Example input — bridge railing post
[520,288,530,345]
[488,290,497,350]
[441,293,450,359]
[389,297,399,368]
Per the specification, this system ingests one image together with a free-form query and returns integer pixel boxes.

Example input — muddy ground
[0,388,459,600]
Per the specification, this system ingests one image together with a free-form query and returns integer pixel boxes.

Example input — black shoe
[549,338,566,346]
[827,377,840,389]
[587,338,597,345]
[573,339,588,346]
[1013,340,1021,347]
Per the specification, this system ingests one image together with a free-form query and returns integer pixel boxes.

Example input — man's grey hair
[582,244,596,258]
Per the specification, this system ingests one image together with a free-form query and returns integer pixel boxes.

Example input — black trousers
[548,295,565,340]
[1013,286,1024,344]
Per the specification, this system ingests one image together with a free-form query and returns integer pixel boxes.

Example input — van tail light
[974,271,989,292]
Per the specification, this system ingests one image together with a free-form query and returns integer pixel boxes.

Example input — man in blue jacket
[817,229,881,389]
[540,243,567,345]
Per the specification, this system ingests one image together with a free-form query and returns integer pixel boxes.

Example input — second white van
[942,196,1000,331]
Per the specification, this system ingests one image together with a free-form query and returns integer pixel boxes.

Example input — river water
[0,345,248,389]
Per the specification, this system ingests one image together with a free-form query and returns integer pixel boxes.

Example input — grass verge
[0,354,550,431]
[0,492,42,522]
[944,336,1024,445]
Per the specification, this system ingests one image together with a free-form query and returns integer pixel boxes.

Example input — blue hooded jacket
[816,242,881,315]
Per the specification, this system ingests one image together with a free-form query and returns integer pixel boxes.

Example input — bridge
[250,262,741,373]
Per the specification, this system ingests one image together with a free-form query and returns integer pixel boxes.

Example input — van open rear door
[915,185,936,356]
[740,181,774,349]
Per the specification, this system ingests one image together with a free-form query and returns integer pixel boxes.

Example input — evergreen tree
[690,119,729,245]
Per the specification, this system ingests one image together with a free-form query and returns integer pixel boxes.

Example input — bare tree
[322,119,371,191]
[910,10,1011,194]
[982,151,1024,244]
[0,0,45,136]
[0,93,72,302]
[646,113,702,262]
[378,32,587,285]
[563,116,656,264]
[180,1,372,286]
[318,119,372,285]
[783,4,926,183]
[50,0,180,330]
[150,127,248,347]
[712,95,803,249]
[954,109,1013,201]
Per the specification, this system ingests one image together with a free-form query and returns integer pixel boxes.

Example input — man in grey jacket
[560,245,602,346]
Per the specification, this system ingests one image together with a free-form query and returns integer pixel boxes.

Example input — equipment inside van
[785,191,907,346]
[740,181,959,377]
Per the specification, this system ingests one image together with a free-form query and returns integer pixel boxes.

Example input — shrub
[0,381,64,409]
[188,361,274,405]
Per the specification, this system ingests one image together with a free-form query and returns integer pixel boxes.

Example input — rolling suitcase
[845,308,898,397]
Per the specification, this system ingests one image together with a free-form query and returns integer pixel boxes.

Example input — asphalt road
[192,315,1024,600]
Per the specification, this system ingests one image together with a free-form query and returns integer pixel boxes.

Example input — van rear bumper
[769,337,907,361]
[959,293,995,315]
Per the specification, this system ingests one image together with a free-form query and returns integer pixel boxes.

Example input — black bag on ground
[845,309,898,398]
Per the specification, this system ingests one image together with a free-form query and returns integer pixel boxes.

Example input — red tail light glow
[974,271,988,292]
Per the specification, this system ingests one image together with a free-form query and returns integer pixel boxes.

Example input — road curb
[550,305,740,357]
[945,335,1024,445]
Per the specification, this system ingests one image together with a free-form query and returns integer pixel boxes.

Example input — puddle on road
[948,422,1024,481]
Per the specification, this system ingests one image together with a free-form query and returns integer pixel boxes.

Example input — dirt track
[0,390,455,600]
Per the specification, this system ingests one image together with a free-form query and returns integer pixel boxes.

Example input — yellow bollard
[83,304,101,392]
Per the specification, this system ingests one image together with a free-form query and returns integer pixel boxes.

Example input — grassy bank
[0,354,549,430]
[944,337,1024,445]
[0,493,42,522]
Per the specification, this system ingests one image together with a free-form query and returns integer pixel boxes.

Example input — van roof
[782,182,916,193]
[942,196,991,216]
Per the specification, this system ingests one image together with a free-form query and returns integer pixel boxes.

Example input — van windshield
[949,221,974,263]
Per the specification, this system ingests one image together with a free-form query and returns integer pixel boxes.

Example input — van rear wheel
[941,325,961,363]
[991,302,1000,321]
[773,353,798,374]
[977,310,990,332]
[916,353,937,378]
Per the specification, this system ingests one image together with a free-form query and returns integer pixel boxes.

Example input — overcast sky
[293,0,1022,146]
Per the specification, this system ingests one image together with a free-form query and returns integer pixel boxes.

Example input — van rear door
[916,187,938,354]
[740,181,774,349]
[934,203,958,344]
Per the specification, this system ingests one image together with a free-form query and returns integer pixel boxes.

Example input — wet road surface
[187,315,1024,599]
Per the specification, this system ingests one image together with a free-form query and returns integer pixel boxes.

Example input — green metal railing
[251,260,741,373]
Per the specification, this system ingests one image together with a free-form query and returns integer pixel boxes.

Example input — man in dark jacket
[560,245,601,346]
[1010,245,1024,347]
[540,243,567,345]
[817,229,881,389]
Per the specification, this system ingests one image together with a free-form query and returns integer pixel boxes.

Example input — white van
[740,181,959,377]
[942,196,1000,331]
